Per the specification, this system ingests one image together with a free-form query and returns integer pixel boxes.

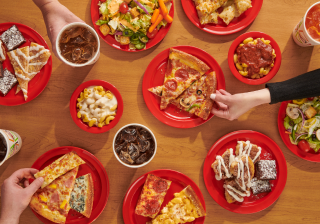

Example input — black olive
[289,120,294,126]
[197,90,202,95]
[312,134,317,141]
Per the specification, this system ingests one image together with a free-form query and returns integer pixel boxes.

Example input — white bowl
[113,123,157,168]
[55,22,100,67]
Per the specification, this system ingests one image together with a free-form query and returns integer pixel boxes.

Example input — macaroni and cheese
[77,86,117,127]
[234,37,276,79]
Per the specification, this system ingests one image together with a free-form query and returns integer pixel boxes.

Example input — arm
[32,0,84,58]
[266,68,320,104]
[211,69,320,120]
[0,169,43,224]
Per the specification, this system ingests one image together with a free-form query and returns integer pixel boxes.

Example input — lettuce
[96,20,109,26]
[293,116,302,124]
[284,116,291,130]
[99,2,109,15]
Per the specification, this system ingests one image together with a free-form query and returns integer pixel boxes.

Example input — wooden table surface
[1,0,320,223]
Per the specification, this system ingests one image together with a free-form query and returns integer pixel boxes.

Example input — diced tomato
[308,97,315,100]
[147,28,158,39]
[298,140,311,153]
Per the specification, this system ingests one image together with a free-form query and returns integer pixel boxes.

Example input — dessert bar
[0,69,18,96]
[256,160,277,180]
[251,177,271,195]
[0,25,26,51]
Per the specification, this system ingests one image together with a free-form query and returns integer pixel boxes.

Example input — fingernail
[210,94,216,100]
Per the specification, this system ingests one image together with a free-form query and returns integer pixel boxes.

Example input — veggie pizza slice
[160,48,210,110]
[149,71,217,120]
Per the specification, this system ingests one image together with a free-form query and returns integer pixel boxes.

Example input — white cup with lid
[0,129,22,166]
[56,22,100,67]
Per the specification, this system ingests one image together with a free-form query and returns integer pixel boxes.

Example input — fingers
[25,177,44,195]
[211,107,230,119]
[212,92,231,105]
[218,89,232,96]
[24,179,30,188]
[215,101,228,110]
[8,168,39,184]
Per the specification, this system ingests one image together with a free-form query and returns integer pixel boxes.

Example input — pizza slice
[30,167,79,224]
[34,151,86,189]
[149,72,216,120]
[69,173,94,218]
[150,185,206,224]
[135,174,172,218]
[160,48,210,110]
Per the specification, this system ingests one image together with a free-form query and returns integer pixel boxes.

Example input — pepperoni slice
[145,199,160,214]
[175,69,189,81]
[164,79,177,92]
[153,179,168,193]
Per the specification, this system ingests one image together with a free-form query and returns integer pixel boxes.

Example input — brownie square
[251,177,271,195]
[256,160,277,180]
[0,69,18,96]
[0,25,26,51]
[0,63,3,78]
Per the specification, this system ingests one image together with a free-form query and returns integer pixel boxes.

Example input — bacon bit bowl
[228,31,282,85]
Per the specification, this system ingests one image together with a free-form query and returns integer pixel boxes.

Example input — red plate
[123,169,206,224]
[31,146,110,224]
[203,130,287,214]
[90,0,174,52]
[0,22,52,106]
[228,31,282,85]
[142,45,225,128]
[181,0,263,35]
[70,80,124,134]
[278,101,320,162]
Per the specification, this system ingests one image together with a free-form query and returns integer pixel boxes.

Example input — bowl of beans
[70,80,124,133]
[113,123,157,168]
[228,31,282,85]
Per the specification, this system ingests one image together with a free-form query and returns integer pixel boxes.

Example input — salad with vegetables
[96,0,173,50]
[284,97,320,153]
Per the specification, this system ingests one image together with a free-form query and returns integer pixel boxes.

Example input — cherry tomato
[147,28,158,39]
[120,2,129,14]
[308,97,315,100]
[298,140,311,153]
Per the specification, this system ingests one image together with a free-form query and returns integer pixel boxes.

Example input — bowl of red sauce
[228,31,282,85]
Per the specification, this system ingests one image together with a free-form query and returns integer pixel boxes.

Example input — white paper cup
[113,123,157,168]
[292,2,320,47]
[56,22,100,67]
[0,129,22,166]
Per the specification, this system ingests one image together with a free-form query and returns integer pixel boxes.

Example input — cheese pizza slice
[69,173,94,218]
[30,167,79,224]
[135,174,172,219]
[160,48,210,110]
[34,151,86,189]
[149,72,217,120]
[150,185,206,224]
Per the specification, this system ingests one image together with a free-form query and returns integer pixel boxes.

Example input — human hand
[0,168,44,224]
[33,0,84,58]
[210,89,271,121]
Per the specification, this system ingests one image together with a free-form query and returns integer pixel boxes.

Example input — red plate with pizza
[31,146,110,224]
[69,80,124,134]
[142,45,225,128]
[90,0,174,52]
[0,22,52,106]
[181,0,263,35]
[278,101,320,162]
[123,169,206,224]
[203,130,287,214]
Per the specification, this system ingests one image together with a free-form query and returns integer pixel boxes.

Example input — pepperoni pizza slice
[160,48,210,110]
[30,167,79,224]
[135,174,172,219]
[149,71,217,120]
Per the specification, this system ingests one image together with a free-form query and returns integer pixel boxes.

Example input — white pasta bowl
[113,123,157,168]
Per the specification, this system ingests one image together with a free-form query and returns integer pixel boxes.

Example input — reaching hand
[210,89,271,121]
[0,168,44,224]
[33,0,84,58]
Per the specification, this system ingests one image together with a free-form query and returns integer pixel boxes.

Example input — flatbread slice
[150,185,206,224]
[34,151,86,189]
[70,173,94,218]
[16,42,51,94]
[7,46,29,100]
[30,167,79,224]
[160,48,210,110]
[234,0,252,15]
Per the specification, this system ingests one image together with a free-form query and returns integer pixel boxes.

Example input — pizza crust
[82,173,94,218]
[183,186,206,218]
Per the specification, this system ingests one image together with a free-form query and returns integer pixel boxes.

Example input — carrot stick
[151,9,160,24]
[158,0,168,15]
[163,14,173,23]
[149,14,163,33]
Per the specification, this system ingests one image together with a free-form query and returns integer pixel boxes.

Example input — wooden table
[1,0,320,223]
